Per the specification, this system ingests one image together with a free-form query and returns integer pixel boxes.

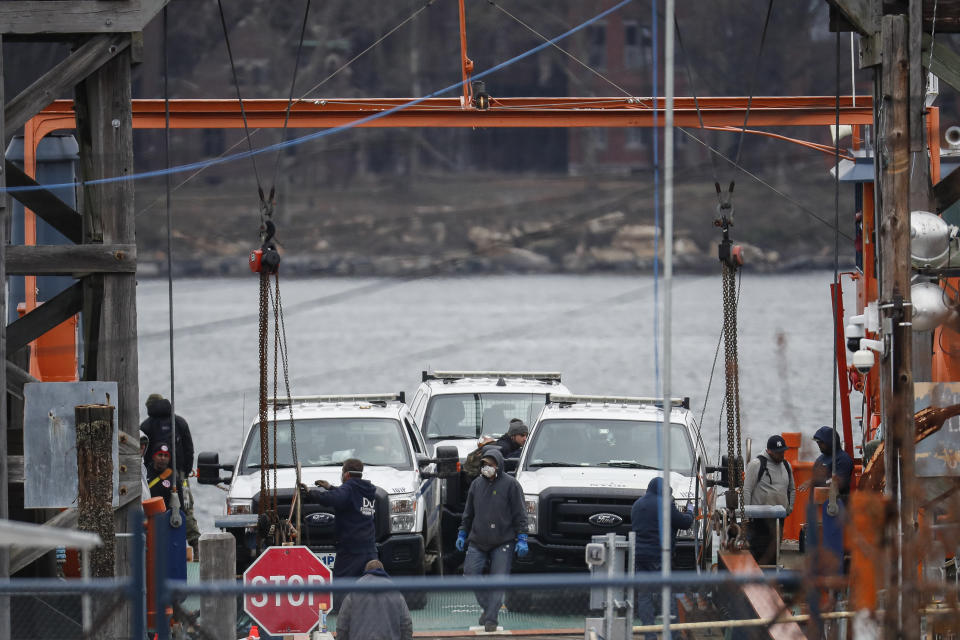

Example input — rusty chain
[258,270,270,517]
[722,261,744,512]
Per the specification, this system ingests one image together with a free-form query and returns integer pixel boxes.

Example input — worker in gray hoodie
[743,435,795,565]
[456,446,528,633]
[335,559,413,640]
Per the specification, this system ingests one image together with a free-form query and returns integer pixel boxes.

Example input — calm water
[136,272,849,530]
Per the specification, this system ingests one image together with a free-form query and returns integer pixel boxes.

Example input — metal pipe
[633,610,859,633]
[130,510,147,640]
[605,532,614,640]
[166,570,804,597]
[81,551,91,633]
[457,0,470,105]
[661,0,676,636]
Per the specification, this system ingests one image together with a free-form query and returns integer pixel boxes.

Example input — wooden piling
[199,532,237,639]
[75,403,115,578]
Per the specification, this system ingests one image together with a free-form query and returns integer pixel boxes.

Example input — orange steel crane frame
[18,94,872,379]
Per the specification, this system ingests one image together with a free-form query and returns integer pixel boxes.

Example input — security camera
[845,315,866,353]
[852,348,875,374]
[947,126,960,150]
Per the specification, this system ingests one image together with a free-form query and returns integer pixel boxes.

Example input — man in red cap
[146,444,175,507]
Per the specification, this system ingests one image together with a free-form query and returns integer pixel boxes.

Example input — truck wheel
[505,589,533,613]
[425,535,443,576]
[403,559,428,610]
[404,590,428,610]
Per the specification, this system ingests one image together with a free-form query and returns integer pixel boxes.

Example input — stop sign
[243,546,333,635]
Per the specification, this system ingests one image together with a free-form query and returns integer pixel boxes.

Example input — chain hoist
[251,220,301,546]
[716,187,745,513]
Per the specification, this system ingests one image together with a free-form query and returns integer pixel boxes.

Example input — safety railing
[1,512,147,640]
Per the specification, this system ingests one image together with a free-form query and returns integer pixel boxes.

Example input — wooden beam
[878,15,919,635]
[5,360,38,400]
[76,48,137,637]
[6,281,81,353]
[934,163,960,211]
[829,0,881,35]
[922,34,960,92]
[5,161,82,243]
[5,244,135,275]
[0,0,168,35]
[5,34,128,134]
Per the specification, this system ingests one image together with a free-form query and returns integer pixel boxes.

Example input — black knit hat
[507,419,529,437]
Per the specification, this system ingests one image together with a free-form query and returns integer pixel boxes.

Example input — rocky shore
[139,216,851,279]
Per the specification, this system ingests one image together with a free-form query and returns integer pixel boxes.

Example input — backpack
[756,455,793,494]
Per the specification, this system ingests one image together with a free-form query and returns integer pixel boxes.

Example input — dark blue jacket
[309,477,378,554]
[631,477,694,562]
[813,426,854,496]
[494,434,522,459]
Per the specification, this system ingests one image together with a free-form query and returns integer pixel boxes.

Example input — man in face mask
[456,446,528,633]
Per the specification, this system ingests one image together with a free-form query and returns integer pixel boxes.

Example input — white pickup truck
[197,393,456,609]
[508,394,711,610]
[408,371,570,571]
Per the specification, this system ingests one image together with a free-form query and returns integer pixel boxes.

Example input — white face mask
[480,465,496,478]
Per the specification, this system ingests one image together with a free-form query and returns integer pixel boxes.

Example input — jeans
[463,542,514,625]
[747,518,784,565]
[635,558,661,640]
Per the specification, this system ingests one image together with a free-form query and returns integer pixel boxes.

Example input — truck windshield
[525,419,694,471]
[423,393,547,439]
[240,418,411,473]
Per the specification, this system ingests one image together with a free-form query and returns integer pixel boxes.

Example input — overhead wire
[134,1,434,220]
[268,0,313,208]
[488,1,652,108]
[162,3,181,512]
[216,0,266,212]
[4,0,637,194]
[487,0,853,241]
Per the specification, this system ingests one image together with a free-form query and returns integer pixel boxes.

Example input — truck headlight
[390,493,417,533]
[524,495,538,535]
[227,498,253,515]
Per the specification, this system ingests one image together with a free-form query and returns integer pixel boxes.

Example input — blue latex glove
[456,530,467,552]
[687,503,696,515]
[515,533,529,558]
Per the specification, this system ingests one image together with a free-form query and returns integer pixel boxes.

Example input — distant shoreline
[137,254,856,279]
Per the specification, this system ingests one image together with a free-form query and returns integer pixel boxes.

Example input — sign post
[243,546,332,636]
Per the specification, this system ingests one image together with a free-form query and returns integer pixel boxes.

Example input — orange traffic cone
[247,625,260,639]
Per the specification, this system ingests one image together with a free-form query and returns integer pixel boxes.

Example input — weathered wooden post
[75,403,115,577]
[199,532,236,639]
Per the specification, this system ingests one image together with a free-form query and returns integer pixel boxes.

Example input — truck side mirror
[197,451,232,485]
[435,446,460,478]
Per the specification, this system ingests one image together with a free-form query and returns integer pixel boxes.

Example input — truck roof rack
[547,394,690,409]
[422,370,562,383]
[268,392,405,407]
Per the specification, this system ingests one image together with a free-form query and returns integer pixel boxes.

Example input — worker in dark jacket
[811,426,854,499]
[139,394,199,551]
[631,476,694,639]
[457,446,528,632]
[493,419,528,459]
[139,394,194,477]
[335,560,413,640]
[304,458,379,580]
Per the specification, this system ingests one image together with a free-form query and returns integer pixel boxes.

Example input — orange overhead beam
[28,95,873,135]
